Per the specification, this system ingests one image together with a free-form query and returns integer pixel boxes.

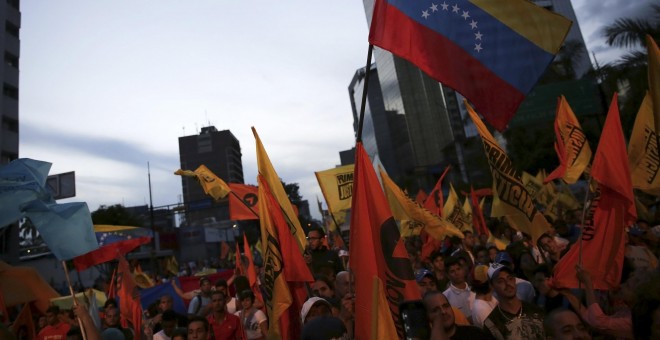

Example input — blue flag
[0,159,51,228]
[23,200,99,261]
[139,278,186,315]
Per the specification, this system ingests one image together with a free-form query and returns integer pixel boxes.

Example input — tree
[91,204,143,226]
[596,4,660,129]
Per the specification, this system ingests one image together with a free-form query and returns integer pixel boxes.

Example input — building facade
[178,126,244,225]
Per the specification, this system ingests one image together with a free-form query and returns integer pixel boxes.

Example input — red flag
[220,241,230,259]
[228,183,260,220]
[10,304,35,339]
[415,189,428,204]
[106,268,116,300]
[0,286,7,324]
[423,165,451,216]
[420,229,443,261]
[258,175,314,339]
[116,254,142,337]
[350,143,420,339]
[73,237,152,271]
[243,234,264,307]
[553,94,637,290]
[470,187,489,236]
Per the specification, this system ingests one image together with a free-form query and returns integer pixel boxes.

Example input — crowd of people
[2,215,660,339]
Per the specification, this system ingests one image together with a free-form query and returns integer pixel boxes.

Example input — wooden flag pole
[62,261,88,340]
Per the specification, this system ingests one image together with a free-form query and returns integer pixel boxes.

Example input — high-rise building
[178,126,244,225]
[1,0,20,165]
[0,0,20,264]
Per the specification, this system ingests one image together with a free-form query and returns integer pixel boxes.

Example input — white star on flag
[441,2,449,10]
[452,4,460,13]
[422,10,430,18]
[469,20,478,29]
[475,31,483,40]
[474,43,483,52]
[461,11,470,20]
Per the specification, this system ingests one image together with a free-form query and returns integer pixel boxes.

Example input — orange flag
[423,165,451,216]
[10,304,35,339]
[117,254,142,337]
[415,189,428,205]
[228,183,260,220]
[553,94,637,290]
[258,174,314,340]
[470,187,489,236]
[235,242,245,276]
[220,241,230,260]
[350,143,418,339]
[0,261,60,313]
[545,96,592,184]
[243,234,264,307]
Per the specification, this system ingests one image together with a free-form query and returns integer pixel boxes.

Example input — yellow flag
[379,168,463,240]
[466,100,550,243]
[647,35,660,134]
[546,96,592,184]
[252,127,306,249]
[315,164,354,214]
[164,256,179,276]
[442,184,473,233]
[628,93,660,195]
[371,277,398,340]
[257,176,293,340]
[174,165,231,201]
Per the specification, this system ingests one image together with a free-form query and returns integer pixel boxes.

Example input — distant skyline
[18,1,649,220]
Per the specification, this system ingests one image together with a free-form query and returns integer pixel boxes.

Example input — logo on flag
[335,172,353,200]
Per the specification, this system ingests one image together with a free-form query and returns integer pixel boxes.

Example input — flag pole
[356,44,374,143]
[62,261,88,340]
[577,174,593,266]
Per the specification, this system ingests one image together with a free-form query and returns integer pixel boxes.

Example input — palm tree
[596,4,660,127]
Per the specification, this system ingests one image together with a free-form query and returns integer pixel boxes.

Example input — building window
[4,52,18,68]
[3,83,18,100]
[2,117,18,133]
[5,21,18,38]
[6,0,19,10]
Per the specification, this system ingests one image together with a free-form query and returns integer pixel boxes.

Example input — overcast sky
[18,1,649,220]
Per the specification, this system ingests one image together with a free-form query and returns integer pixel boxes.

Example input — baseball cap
[494,251,513,265]
[300,297,332,324]
[487,263,513,281]
[628,225,646,237]
[473,265,489,285]
[415,269,434,282]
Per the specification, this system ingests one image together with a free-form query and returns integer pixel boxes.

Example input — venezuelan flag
[369,0,571,131]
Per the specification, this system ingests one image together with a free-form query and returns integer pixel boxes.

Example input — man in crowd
[188,276,213,317]
[442,256,475,322]
[543,308,592,340]
[483,263,545,339]
[304,227,343,275]
[188,316,210,340]
[415,268,438,295]
[423,290,491,339]
[207,290,243,340]
[37,306,70,340]
[493,251,536,304]
[103,306,133,339]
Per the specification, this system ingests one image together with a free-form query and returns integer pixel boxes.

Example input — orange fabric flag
[350,143,419,339]
[545,96,592,184]
[470,187,489,236]
[116,254,142,337]
[220,241,230,259]
[420,228,443,261]
[423,165,451,216]
[235,242,245,276]
[228,183,260,220]
[258,174,313,340]
[0,261,60,313]
[243,234,264,307]
[10,304,35,339]
[553,94,637,290]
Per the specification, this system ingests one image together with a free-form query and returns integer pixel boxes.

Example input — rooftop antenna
[182,126,186,137]
[205,110,211,127]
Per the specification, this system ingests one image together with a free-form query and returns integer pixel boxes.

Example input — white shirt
[443,283,476,320]
[235,309,267,339]
[226,297,238,314]
[153,329,171,340]
[472,297,498,328]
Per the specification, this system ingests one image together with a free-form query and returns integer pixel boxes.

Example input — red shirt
[207,313,244,340]
[38,322,71,340]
